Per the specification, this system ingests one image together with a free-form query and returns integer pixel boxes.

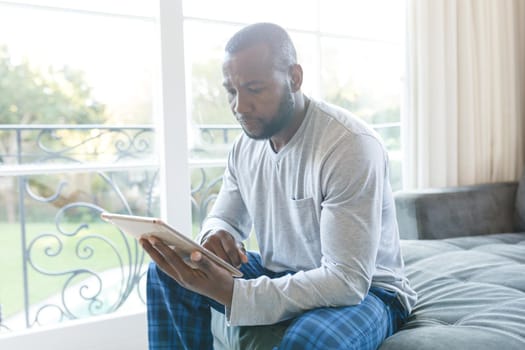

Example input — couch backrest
[395,182,518,240]
[516,170,525,231]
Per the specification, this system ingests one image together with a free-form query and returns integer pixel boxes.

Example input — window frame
[0,0,188,347]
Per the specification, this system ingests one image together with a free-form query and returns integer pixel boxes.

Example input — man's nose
[233,93,251,114]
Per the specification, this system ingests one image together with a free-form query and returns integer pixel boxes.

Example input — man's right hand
[202,229,248,268]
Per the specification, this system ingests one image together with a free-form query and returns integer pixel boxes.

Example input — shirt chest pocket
[288,197,319,243]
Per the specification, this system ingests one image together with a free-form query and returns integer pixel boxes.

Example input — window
[0,0,159,332]
[0,0,405,337]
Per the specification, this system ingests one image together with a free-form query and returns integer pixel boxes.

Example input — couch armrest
[394,182,518,240]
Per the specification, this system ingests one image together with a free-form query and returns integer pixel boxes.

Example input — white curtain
[404,0,525,188]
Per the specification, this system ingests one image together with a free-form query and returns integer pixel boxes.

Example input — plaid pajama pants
[147,251,408,350]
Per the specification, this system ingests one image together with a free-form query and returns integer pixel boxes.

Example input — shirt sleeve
[196,145,252,244]
[226,134,387,326]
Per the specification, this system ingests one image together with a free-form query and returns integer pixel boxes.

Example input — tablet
[100,212,243,277]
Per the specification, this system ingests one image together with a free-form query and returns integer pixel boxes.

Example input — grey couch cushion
[516,171,525,230]
[380,233,525,350]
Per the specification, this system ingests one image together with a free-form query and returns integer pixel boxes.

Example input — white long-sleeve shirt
[198,99,417,326]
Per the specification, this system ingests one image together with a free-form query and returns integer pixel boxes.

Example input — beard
[238,86,295,140]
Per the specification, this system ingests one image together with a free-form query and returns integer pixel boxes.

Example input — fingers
[140,237,168,266]
[189,250,234,306]
[220,236,243,267]
[203,235,231,264]
[190,250,227,277]
[237,242,249,264]
[140,236,234,307]
[140,236,189,283]
[203,230,246,267]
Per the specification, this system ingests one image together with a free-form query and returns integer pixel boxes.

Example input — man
[141,22,416,349]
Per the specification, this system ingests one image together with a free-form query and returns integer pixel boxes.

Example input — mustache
[236,114,257,123]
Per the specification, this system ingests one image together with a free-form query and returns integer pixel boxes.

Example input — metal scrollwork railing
[0,124,240,332]
[191,166,224,227]
[0,125,159,331]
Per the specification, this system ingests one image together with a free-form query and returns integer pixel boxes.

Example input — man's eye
[247,87,263,93]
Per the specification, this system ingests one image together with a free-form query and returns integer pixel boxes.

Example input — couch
[380,176,525,350]
[212,175,525,349]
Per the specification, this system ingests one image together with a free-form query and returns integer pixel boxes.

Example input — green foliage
[191,59,232,125]
[0,46,106,125]
[0,45,109,169]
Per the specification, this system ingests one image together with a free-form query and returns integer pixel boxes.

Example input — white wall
[0,311,147,350]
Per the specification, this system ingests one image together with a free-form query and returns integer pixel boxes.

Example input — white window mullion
[156,0,192,234]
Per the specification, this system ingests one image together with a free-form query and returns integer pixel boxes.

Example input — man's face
[222,44,295,140]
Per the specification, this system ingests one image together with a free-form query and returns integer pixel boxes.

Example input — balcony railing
[0,124,233,332]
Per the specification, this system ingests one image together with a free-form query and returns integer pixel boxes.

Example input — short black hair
[225,22,297,72]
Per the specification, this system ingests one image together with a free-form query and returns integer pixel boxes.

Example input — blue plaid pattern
[277,287,407,350]
[147,251,408,350]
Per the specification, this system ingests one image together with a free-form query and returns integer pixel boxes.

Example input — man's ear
[289,64,303,92]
